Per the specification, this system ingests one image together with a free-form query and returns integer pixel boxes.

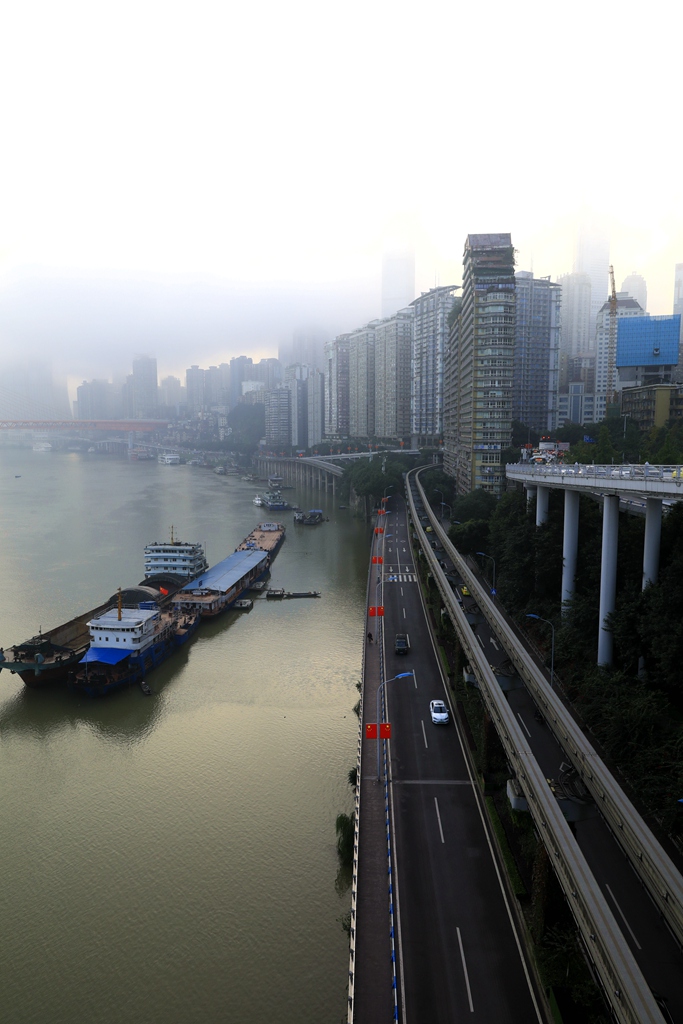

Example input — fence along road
[406,468,668,1024]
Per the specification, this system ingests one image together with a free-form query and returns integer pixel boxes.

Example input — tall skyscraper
[558,272,592,362]
[324,335,350,438]
[280,329,327,371]
[410,285,458,443]
[621,271,647,312]
[381,252,415,318]
[573,224,610,340]
[130,356,158,418]
[159,376,184,414]
[674,264,683,370]
[349,325,376,439]
[513,272,561,433]
[374,307,414,439]
[443,234,515,496]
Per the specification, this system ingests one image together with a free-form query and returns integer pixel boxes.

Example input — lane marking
[490,637,499,650]
[392,779,472,785]
[605,884,642,950]
[517,712,531,739]
[414,672,418,689]
[457,928,474,1012]
[400,587,404,597]
[402,607,406,619]
[476,634,485,649]
[434,797,445,843]
[421,720,429,748]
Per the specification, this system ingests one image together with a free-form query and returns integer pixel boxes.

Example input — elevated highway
[406,467,683,1024]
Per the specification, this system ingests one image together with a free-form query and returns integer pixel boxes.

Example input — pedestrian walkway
[350,558,395,1022]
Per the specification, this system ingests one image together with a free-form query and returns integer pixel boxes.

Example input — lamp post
[441,502,452,523]
[526,614,555,690]
[436,489,447,520]
[475,551,496,594]
[383,485,394,505]
[376,671,414,780]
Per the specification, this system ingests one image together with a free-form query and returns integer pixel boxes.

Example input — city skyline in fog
[0,0,680,395]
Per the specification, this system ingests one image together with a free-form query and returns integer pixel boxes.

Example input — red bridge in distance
[0,420,168,432]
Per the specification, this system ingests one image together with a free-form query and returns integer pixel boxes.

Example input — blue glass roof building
[617,315,681,368]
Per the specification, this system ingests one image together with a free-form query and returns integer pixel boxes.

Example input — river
[0,446,368,1024]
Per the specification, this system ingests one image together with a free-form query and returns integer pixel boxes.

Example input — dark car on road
[394,633,410,655]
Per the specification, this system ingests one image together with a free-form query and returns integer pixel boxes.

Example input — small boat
[250,581,267,591]
[140,679,152,695]
[338,505,347,509]
[266,589,286,599]
[15,475,21,478]
[233,599,253,610]
[285,591,321,599]
[253,495,264,506]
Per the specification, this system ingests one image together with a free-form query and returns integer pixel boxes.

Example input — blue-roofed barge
[172,523,285,617]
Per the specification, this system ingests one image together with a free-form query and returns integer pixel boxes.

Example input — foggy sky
[0,0,680,391]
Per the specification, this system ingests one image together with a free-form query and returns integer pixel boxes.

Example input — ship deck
[237,524,285,553]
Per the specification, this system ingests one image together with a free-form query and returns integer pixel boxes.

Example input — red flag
[372,555,383,564]
[380,723,392,739]
[159,587,169,596]
[376,606,384,617]
[365,723,378,739]
[374,527,384,535]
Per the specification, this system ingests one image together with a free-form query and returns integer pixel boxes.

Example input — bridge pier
[598,494,620,667]
[643,498,662,589]
[561,489,580,615]
[536,485,550,526]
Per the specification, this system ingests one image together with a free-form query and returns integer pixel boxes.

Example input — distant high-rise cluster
[29,227,683,499]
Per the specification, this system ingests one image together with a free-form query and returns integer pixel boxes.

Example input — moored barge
[173,523,285,618]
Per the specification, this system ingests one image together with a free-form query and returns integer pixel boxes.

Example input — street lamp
[441,502,452,522]
[526,614,555,690]
[376,672,415,780]
[383,484,394,504]
[476,551,496,594]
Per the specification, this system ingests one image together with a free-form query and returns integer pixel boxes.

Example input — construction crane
[606,264,618,408]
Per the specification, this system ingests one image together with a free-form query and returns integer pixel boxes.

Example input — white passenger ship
[144,530,209,580]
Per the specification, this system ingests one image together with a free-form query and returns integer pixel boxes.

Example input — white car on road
[429,700,449,725]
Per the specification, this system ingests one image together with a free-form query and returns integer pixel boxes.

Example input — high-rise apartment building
[381,252,415,318]
[374,307,413,439]
[76,379,116,420]
[185,365,205,414]
[265,387,291,448]
[349,325,376,439]
[229,356,254,408]
[443,234,515,496]
[159,376,184,414]
[621,271,647,313]
[324,335,350,438]
[410,285,457,444]
[307,369,325,447]
[513,273,561,433]
[594,293,646,419]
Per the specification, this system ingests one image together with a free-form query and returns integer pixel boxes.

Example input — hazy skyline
[1,0,680,393]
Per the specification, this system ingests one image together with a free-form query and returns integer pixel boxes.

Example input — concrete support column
[598,494,620,667]
[525,485,537,509]
[642,498,662,590]
[536,485,550,527]
[561,489,580,614]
